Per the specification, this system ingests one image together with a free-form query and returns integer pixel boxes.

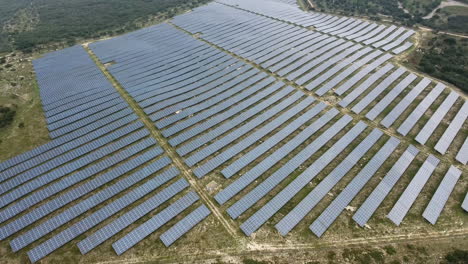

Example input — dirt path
[423,0,468,19]
[82,44,239,240]
[418,25,468,38]
[96,228,468,263]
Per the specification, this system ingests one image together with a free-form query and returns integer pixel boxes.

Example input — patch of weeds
[384,245,397,255]
[243,258,269,264]
[368,250,384,264]
[444,249,468,264]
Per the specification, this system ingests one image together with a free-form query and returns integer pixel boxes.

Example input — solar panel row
[0,127,149,207]
[111,191,200,255]
[26,169,183,262]
[214,0,414,53]
[310,137,400,237]
[422,166,461,225]
[276,128,384,235]
[387,155,440,226]
[463,193,468,212]
[33,45,127,138]
[415,91,459,144]
[0,140,160,227]
[221,102,327,178]
[352,145,419,227]
[241,122,369,236]
[175,87,296,157]
[227,115,352,219]
[77,177,191,254]
[397,83,445,136]
[434,101,468,154]
[215,108,339,205]
[159,204,211,247]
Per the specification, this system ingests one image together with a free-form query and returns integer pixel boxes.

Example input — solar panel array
[216,0,414,54]
[310,137,401,237]
[86,1,467,242]
[276,128,384,235]
[111,191,200,255]
[1,0,466,261]
[171,2,467,159]
[387,155,440,226]
[422,166,461,224]
[0,43,211,263]
[352,145,420,227]
[33,45,130,139]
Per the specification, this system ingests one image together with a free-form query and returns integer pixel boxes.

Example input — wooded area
[0,0,210,53]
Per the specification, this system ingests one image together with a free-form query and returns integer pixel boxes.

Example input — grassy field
[0,52,49,161]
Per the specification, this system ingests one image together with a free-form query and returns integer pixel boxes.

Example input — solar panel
[422,166,461,225]
[276,128,383,235]
[397,83,445,136]
[372,27,405,48]
[0,128,148,209]
[78,178,191,254]
[383,30,415,51]
[365,73,417,120]
[310,137,400,237]
[434,101,468,154]
[184,90,303,167]
[352,145,419,227]
[169,82,283,146]
[176,87,294,156]
[380,78,431,128]
[295,44,363,85]
[314,50,383,95]
[193,97,314,177]
[26,171,183,263]
[415,91,458,144]
[227,115,352,219]
[456,138,468,164]
[11,165,179,252]
[215,108,340,205]
[339,64,394,107]
[159,204,211,247]
[463,193,468,212]
[351,67,406,114]
[0,141,160,227]
[392,41,413,54]
[110,192,200,254]
[305,46,373,91]
[275,38,344,76]
[334,54,393,95]
[240,122,369,236]
[387,155,440,226]
[0,116,140,180]
[222,102,327,178]
[160,76,275,134]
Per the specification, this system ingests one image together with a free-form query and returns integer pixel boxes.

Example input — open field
[0,0,467,263]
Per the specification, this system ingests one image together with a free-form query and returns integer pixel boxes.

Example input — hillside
[0,0,210,53]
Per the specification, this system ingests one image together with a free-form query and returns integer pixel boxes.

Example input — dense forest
[411,35,468,93]
[0,0,210,53]
[310,0,468,34]
[310,0,435,26]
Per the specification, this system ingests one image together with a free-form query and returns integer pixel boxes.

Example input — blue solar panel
[310,137,400,237]
[241,122,368,236]
[159,204,211,247]
[276,128,383,235]
[26,169,182,262]
[78,178,190,254]
[111,191,199,255]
